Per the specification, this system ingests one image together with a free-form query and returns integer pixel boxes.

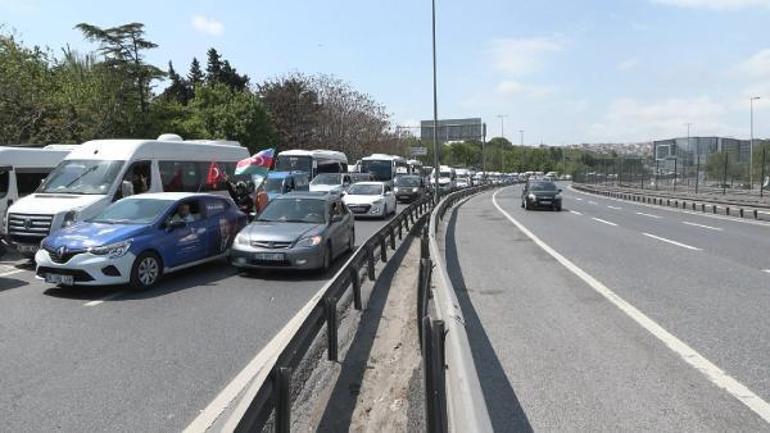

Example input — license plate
[254,252,284,261]
[540,200,551,204]
[45,273,74,286]
[17,244,38,254]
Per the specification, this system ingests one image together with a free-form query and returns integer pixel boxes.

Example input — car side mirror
[558,189,563,193]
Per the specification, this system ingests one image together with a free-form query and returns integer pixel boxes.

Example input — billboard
[420,118,485,143]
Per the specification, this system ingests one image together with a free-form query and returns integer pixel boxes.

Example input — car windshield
[395,176,420,187]
[311,173,341,185]
[90,198,174,224]
[440,171,452,178]
[41,159,124,195]
[529,182,557,192]
[257,198,326,224]
[348,184,382,195]
[275,155,312,173]
[264,177,285,193]
[351,174,371,182]
[361,160,393,181]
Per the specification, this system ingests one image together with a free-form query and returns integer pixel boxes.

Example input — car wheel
[130,251,162,290]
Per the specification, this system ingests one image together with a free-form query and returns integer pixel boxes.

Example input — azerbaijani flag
[235,148,275,176]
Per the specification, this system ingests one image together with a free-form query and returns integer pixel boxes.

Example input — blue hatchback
[36,193,247,289]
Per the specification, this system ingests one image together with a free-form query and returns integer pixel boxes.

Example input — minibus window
[42,160,124,195]
[16,171,50,195]
[0,168,9,199]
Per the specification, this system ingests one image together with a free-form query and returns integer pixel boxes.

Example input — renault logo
[57,246,66,257]
[23,218,32,230]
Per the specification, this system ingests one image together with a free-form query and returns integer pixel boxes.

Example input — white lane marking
[83,292,125,307]
[574,197,583,201]
[636,212,662,219]
[591,217,617,227]
[608,205,622,210]
[492,189,770,424]
[570,210,583,216]
[683,221,723,231]
[763,269,770,274]
[588,200,598,205]
[0,269,23,278]
[642,233,702,251]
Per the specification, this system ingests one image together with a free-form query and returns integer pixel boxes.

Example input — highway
[444,185,770,432]
[0,205,404,433]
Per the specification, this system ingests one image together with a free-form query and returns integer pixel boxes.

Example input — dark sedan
[229,192,355,271]
[521,181,562,211]
[394,175,427,202]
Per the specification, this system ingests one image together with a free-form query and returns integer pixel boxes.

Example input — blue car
[35,193,247,289]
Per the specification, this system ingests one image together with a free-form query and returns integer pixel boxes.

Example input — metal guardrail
[417,184,496,433]
[210,195,434,433]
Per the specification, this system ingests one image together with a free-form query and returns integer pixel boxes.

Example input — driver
[172,203,195,223]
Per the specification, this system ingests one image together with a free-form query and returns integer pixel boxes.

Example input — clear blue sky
[2,0,770,144]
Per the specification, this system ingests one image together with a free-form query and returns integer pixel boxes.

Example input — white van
[430,165,456,191]
[1,145,76,241]
[5,135,249,257]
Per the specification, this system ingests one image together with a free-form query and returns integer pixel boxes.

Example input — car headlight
[62,210,77,227]
[554,194,562,200]
[235,233,249,245]
[88,239,132,258]
[295,235,323,248]
[394,187,400,193]
[528,193,536,200]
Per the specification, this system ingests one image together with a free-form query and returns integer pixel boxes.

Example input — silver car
[229,192,355,271]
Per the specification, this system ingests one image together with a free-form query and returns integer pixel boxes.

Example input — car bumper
[396,192,420,202]
[35,249,135,286]
[346,203,386,218]
[526,198,562,209]
[229,244,325,270]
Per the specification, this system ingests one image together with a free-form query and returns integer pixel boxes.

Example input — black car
[522,181,562,211]
[394,175,427,202]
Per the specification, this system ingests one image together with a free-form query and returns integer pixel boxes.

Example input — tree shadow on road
[444,205,534,433]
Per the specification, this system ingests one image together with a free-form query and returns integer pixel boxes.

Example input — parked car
[35,193,247,289]
[309,173,352,193]
[393,175,426,203]
[230,191,355,271]
[521,181,562,211]
[263,171,310,202]
[342,182,397,218]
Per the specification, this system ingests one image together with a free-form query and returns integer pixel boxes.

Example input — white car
[342,182,396,218]
[309,173,352,193]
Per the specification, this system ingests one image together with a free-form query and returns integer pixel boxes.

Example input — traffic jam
[0,135,450,290]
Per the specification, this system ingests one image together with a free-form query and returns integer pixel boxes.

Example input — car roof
[122,192,224,201]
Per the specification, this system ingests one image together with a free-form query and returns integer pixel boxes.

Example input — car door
[328,200,346,257]
[158,199,208,268]
[203,197,234,257]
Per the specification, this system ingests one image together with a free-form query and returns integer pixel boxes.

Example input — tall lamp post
[750,96,761,190]
[497,114,508,171]
[519,129,524,147]
[431,0,440,203]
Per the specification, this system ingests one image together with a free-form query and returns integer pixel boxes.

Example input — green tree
[205,48,223,84]
[161,61,193,104]
[188,57,204,87]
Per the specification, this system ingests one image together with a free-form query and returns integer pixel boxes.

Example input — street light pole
[750,96,760,190]
[431,0,440,203]
[519,129,524,147]
[497,114,508,172]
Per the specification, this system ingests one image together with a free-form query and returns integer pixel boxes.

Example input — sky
[2,0,770,144]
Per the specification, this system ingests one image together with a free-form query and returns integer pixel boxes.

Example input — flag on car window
[206,161,223,188]
[235,148,275,176]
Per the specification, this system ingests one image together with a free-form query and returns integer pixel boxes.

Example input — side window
[332,201,345,218]
[205,198,228,217]
[16,170,51,195]
[171,200,202,223]
[121,161,152,196]
[160,161,201,193]
[0,168,10,199]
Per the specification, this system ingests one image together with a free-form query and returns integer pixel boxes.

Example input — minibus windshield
[41,160,125,195]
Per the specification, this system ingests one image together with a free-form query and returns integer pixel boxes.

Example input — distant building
[652,136,768,173]
[420,118,485,143]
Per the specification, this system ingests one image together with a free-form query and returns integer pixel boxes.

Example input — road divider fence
[418,185,496,433]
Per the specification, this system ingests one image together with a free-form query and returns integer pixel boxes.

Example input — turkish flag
[206,161,223,188]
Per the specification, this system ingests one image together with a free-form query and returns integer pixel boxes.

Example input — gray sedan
[229,192,355,271]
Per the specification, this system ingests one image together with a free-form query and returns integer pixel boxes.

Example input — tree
[161,61,192,104]
[188,57,204,87]
[220,60,249,91]
[205,48,223,84]
[258,73,320,151]
[75,22,164,115]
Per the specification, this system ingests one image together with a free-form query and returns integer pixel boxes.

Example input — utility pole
[431,0,440,203]
[750,96,760,190]
[519,130,524,147]
[481,122,487,180]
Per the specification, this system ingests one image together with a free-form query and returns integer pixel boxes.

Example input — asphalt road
[0,204,405,433]
[444,185,770,432]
